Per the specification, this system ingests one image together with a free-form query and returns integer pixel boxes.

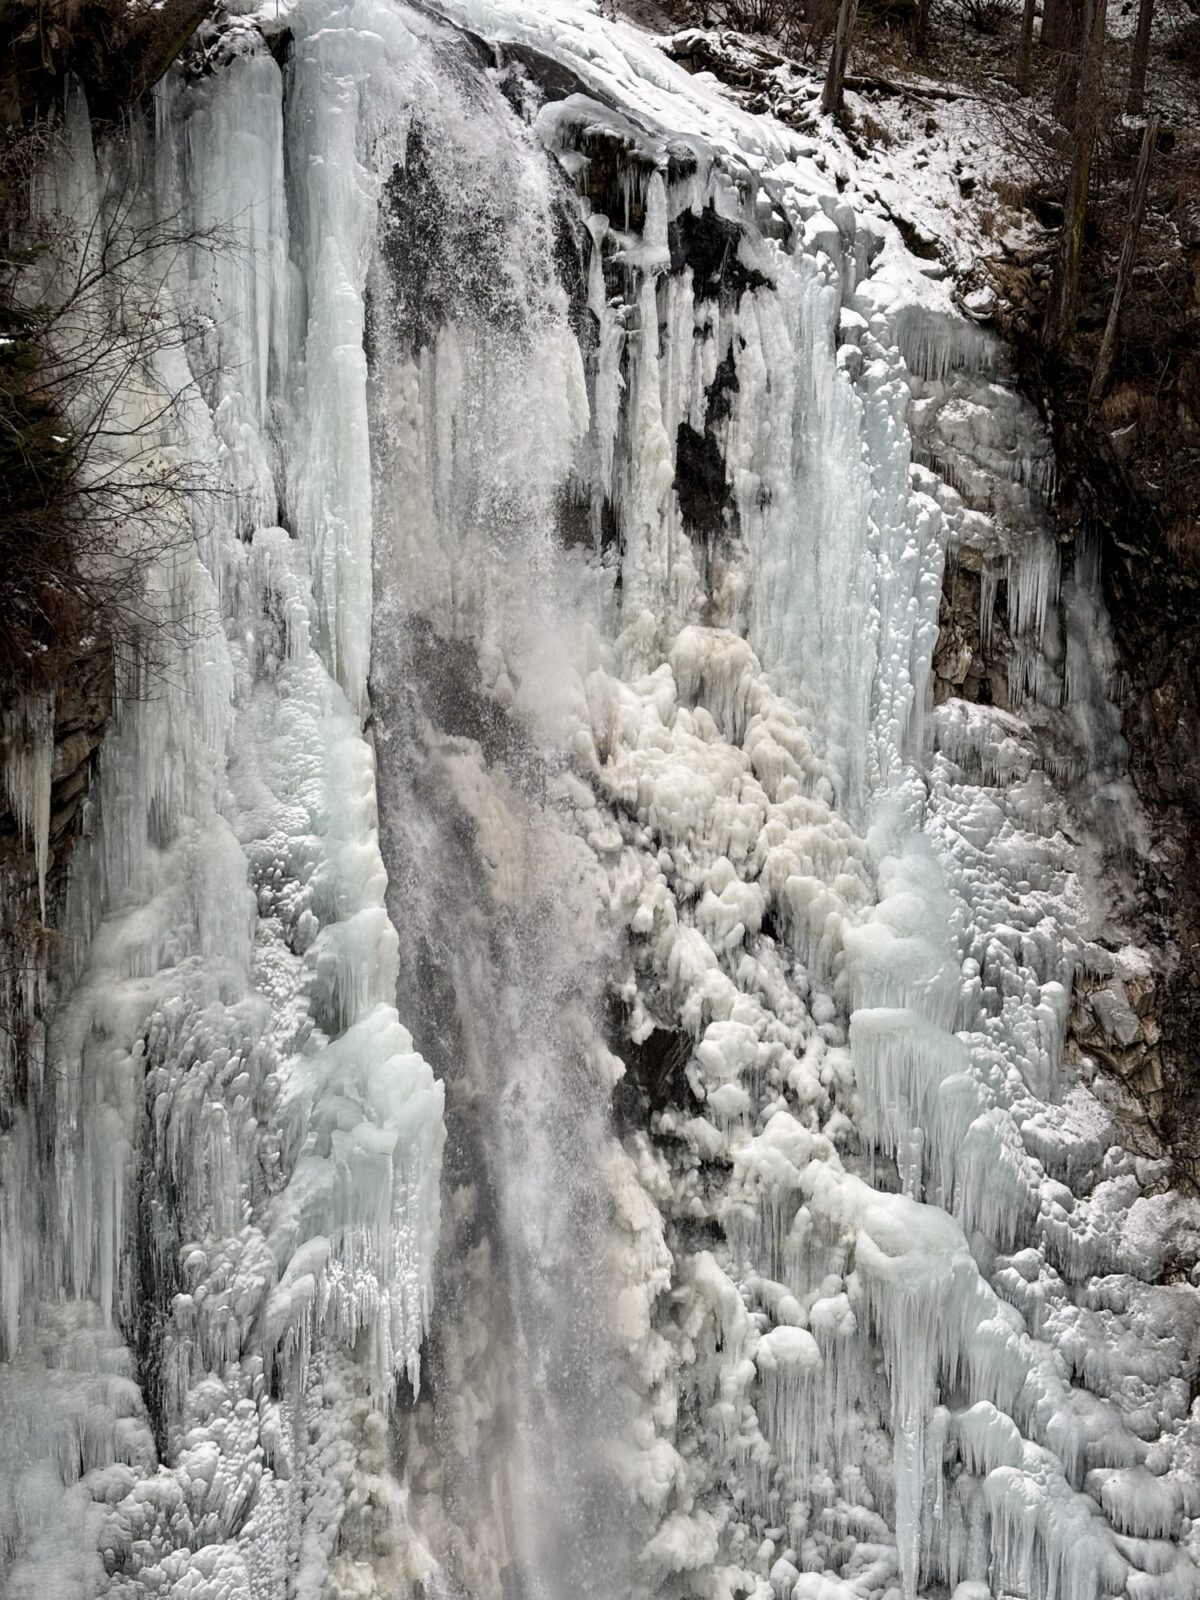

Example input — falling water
[366,23,634,1592]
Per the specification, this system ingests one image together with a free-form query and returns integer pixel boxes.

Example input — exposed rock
[973,133,1200,1183]
[0,0,214,124]
[0,641,112,1114]
[0,642,111,891]
[932,561,1012,708]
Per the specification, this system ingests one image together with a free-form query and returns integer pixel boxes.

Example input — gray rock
[1091,983,1142,1048]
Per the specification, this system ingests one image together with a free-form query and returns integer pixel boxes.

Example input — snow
[1,0,1197,1597]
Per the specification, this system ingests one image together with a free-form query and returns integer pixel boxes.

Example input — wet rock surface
[0,641,111,1132]
[994,305,1200,1186]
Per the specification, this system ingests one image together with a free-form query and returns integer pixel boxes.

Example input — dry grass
[1100,380,1157,428]
[859,109,896,146]
[992,175,1032,209]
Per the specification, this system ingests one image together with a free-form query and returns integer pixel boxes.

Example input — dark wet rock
[0,0,212,123]
[610,1020,700,1133]
[669,202,773,297]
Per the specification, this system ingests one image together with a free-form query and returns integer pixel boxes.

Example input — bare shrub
[1,118,230,693]
[859,110,896,146]
[790,0,841,61]
[666,0,845,59]
[941,0,1017,34]
[1100,379,1155,426]
[676,0,795,31]
[710,0,796,30]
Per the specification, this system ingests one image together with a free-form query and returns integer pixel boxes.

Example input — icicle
[3,694,55,917]
[979,564,998,653]
[849,1007,976,1203]
[1008,536,1061,652]
[893,306,1001,384]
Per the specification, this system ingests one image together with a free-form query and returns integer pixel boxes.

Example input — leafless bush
[973,47,1140,223]
[992,175,1033,208]
[671,0,839,57]
[688,0,798,31]
[791,0,841,60]
[859,110,896,146]
[1,119,231,693]
[943,0,1017,34]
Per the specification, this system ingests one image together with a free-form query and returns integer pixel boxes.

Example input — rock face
[932,561,1013,710]
[1095,442,1200,1186]
[952,111,1200,1184]
[982,255,1200,1183]
[0,0,185,1136]
[0,644,112,1115]
[0,0,212,122]
[0,646,111,896]
[926,404,1199,1179]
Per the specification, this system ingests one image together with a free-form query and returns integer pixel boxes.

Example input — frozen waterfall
[0,2,1197,1600]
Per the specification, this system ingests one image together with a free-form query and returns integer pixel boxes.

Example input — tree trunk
[1016,0,1038,91]
[1126,0,1154,113]
[1042,0,1072,51]
[1052,0,1086,120]
[1043,0,1106,351]
[1089,115,1159,403]
[822,0,859,116]
[913,0,932,57]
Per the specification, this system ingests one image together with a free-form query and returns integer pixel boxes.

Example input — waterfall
[1,3,1197,1600]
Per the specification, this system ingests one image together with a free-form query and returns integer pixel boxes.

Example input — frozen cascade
[0,1,1197,1599]
[0,26,444,1600]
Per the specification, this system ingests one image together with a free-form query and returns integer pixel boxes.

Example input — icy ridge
[0,26,443,1600]
[382,4,1200,1598]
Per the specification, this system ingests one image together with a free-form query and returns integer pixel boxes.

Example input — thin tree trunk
[914,0,932,57]
[822,0,859,115]
[1089,115,1159,403]
[1043,0,1106,350]
[1052,0,1086,120]
[1126,0,1154,113]
[1017,0,1038,91]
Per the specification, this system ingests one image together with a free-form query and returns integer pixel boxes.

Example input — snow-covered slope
[0,3,1197,1599]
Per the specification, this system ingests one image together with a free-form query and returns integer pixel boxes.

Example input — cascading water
[1,2,1198,1600]
[365,37,635,1590]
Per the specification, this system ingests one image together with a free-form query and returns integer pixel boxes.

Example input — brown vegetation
[1,121,228,695]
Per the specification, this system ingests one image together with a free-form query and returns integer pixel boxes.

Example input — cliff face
[1077,384,1200,1187]
[0,642,111,1124]
[989,215,1200,1185]
[0,0,149,1162]
[0,6,1198,1600]
[0,647,112,902]
[0,0,211,123]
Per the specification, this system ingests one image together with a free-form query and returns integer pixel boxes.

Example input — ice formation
[0,1,1197,1599]
[0,39,443,1600]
